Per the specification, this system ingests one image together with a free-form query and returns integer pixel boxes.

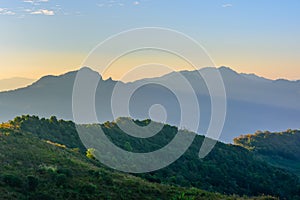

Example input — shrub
[80,183,97,194]
[86,148,96,159]
[57,168,73,178]
[27,175,39,191]
[101,171,113,184]
[55,174,67,187]
[29,192,55,200]
[38,164,57,174]
[2,174,23,188]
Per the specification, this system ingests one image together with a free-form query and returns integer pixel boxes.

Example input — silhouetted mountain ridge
[1,66,299,142]
[0,77,35,92]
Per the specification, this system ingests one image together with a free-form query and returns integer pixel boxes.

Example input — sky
[0,0,300,81]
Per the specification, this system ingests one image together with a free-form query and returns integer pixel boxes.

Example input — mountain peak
[218,66,231,70]
[79,66,99,74]
[104,77,114,82]
[218,66,239,74]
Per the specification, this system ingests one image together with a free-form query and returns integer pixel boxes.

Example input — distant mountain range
[0,66,299,142]
[0,77,35,92]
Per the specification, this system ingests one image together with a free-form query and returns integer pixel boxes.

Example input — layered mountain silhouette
[1,66,299,142]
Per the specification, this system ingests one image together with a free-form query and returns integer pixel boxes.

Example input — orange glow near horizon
[0,51,300,81]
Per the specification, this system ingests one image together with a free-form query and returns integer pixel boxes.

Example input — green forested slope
[0,122,263,200]
[95,120,300,199]
[234,130,300,177]
[1,115,299,199]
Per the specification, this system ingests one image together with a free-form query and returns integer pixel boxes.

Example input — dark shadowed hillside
[0,117,263,200]
[234,130,300,177]
[3,115,299,199]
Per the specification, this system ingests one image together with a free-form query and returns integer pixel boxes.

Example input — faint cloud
[23,0,49,6]
[23,0,49,3]
[2,0,70,17]
[23,0,34,3]
[0,8,16,15]
[222,4,233,8]
[133,1,140,5]
[31,9,54,15]
[97,0,128,8]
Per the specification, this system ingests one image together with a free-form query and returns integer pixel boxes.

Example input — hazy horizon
[1,1,300,81]
[2,65,300,92]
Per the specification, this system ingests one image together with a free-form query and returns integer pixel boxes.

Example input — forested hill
[2,115,300,199]
[1,118,252,200]
[234,130,300,177]
[10,115,86,152]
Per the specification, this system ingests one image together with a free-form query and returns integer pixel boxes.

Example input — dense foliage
[9,115,86,152]
[0,120,260,200]
[97,120,300,199]
[1,115,299,199]
[234,130,300,177]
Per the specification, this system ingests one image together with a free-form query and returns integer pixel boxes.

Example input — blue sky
[0,0,300,80]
